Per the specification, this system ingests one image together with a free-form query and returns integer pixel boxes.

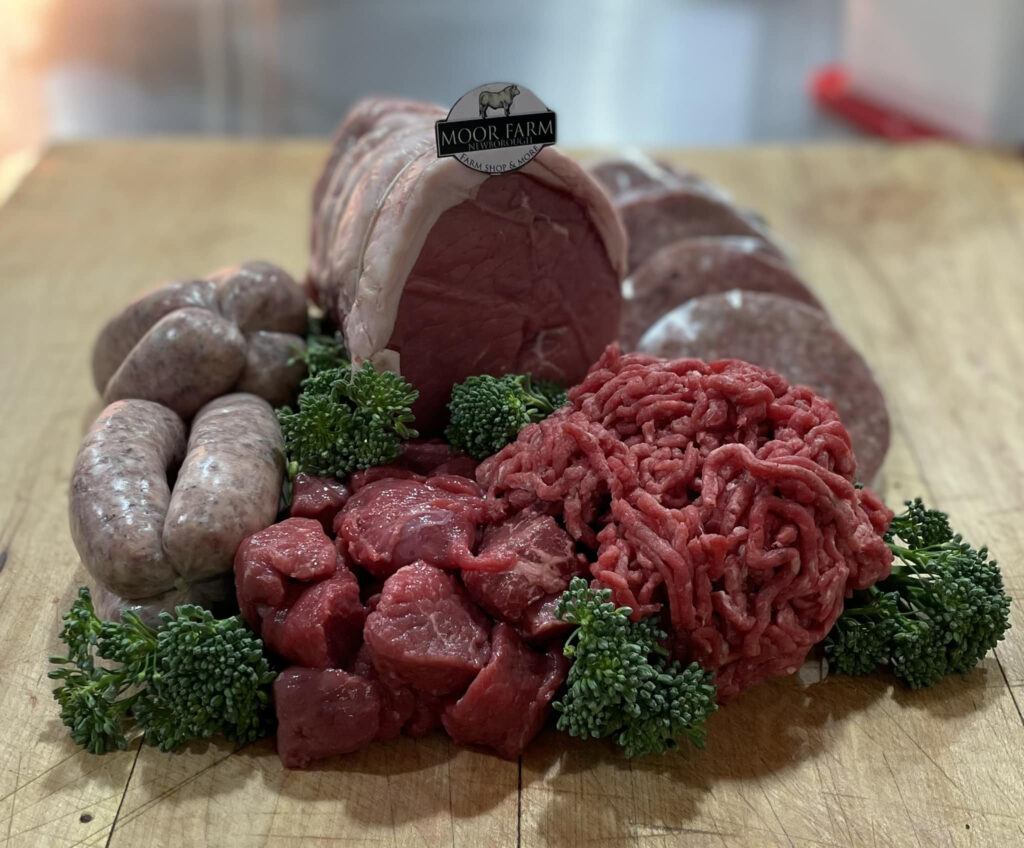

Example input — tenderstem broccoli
[553,577,717,758]
[49,587,277,754]
[290,332,349,378]
[277,360,418,478]
[445,374,568,460]
[824,499,1011,688]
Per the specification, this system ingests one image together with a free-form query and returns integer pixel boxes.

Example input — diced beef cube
[289,473,351,532]
[462,513,582,622]
[335,477,508,578]
[234,517,337,629]
[441,624,568,759]
[274,668,381,768]
[235,518,365,668]
[236,517,337,582]
[348,465,424,491]
[348,645,416,741]
[400,439,478,479]
[364,562,491,695]
[261,568,364,668]
[404,694,446,738]
[518,595,575,644]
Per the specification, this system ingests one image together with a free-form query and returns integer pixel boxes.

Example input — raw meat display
[619,236,823,350]
[307,98,627,432]
[234,517,365,668]
[477,345,894,701]
[440,623,568,760]
[636,290,891,483]
[91,260,308,417]
[363,562,491,696]
[71,393,285,606]
[587,153,783,272]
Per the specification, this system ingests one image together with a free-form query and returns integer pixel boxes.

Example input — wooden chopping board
[0,140,1022,848]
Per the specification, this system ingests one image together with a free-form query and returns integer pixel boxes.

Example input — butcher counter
[0,140,1022,848]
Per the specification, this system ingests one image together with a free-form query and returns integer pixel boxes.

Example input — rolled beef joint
[69,400,187,598]
[308,97,627,432]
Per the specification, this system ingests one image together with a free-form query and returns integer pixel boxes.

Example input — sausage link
[163,393,285,582]
[103,307,247,419]
[91,279,218,394]
[90,574,235,627]
[210,260,308,334]
[69,400,186,598]
[236,331,307,408]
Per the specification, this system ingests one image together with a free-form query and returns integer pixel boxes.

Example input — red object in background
[810,65,951,141]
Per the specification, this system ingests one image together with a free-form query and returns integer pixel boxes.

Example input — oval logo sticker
[435,82,557,174]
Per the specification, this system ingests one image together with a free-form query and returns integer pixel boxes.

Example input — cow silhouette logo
[479,84,521,118]
[436,82,556,174]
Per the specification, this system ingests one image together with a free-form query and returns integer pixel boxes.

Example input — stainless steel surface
[5,0,857,151]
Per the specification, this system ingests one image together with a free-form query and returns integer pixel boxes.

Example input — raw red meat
[588,153,782,272]
[307,98,626,433]
[235,517,337,584]
[399,439,477,478]
[348,644,416,740]
[335,476,510,577]
[441,623,568,759]
[363,562,491,696]
[274,668,381,768]
[403,694,446,738]
[260,569,364,668]
[462,513,584,623]
[517,596,574,644]
[477,345,894,701]
[234,518,365,668]
[289,473,351,532]
[637,290,890,483]
[620,236,822,350]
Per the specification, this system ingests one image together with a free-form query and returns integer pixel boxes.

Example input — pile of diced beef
[234,441,582,767]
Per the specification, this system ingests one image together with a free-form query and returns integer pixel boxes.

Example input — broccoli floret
[276,360,418,478]
[553,577,717,758]
[824,498,1011,688]
[445,374,567,460]
[49,587,276,755]
[290,332,348,378]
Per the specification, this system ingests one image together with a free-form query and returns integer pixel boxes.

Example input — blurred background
[0,0,857,162]
[2,0,1022,167]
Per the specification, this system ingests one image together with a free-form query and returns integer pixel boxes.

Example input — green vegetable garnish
[553,577,717,758]
[290,332,349,378]
[49,587,276,754]
[277,360,418,478]
[445,374,568,460]
[825,498,1011,688]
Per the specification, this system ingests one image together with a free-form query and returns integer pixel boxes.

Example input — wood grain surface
[0,140,1022,848]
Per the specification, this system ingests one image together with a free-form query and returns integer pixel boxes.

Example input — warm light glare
[0,0,53,157]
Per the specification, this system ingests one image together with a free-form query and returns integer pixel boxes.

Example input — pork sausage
[210,260,308,334]
[91,279,218,393]
[91,574,235,627]
[102,307,247,418]
[162,393,285,583]
[69,400,186,598]
[236,331,307,408]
